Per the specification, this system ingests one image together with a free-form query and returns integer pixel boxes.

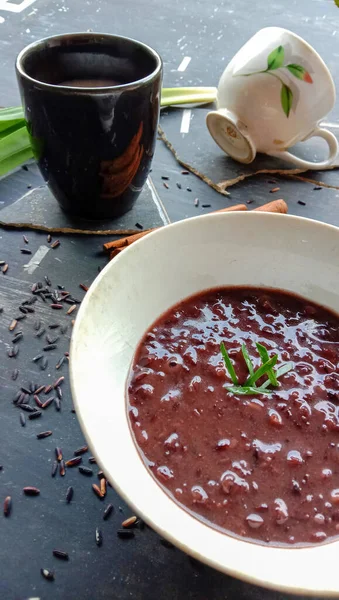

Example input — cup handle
[268,127,338,170]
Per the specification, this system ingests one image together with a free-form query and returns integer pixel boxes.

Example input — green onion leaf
[220,342,239,385]
[256,343,279,387]
[241,344,255,378]
[275,362,293,379]
[226,385,271,395]
[245,355,278,386]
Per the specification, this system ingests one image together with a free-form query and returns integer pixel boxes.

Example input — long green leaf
[256,343,278,387]
[0,147,33,177]
[220,342,239,385]
[0,107,25,134]
[275,362,293,379]
[241,344,255,377]
[226,385,271,395]
[161,87,217,107]
[245,355,278,386]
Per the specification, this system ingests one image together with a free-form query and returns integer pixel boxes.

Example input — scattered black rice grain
[37,431,52,440]
[160,538,174,549]
[103,503,114,520]
[32,354,43,363]
[38,292,46,302]
[51,461,58,478]
[57,285,64,290]
[23,486,40,496]
[36,328,46,338]
[25,306,35,314]
[20,248,32,255]
[74,445,88,456]
[4,496,12,517]
[50,304,63,310]
[12,332,24,343]
[15,314,26,321]
[53,549,69,561]
[53,376,64,388]
[43,344,57,352]
[35,385,45,395]
[100,478,106,497]
[176,182,182,189]
[13,391,22,404]
[55,447,63,462]
[56,356,66,370]
[41,568,54,581]
[97,471,105,480]
[186,187,192,192]
[95,527,103,547]
[51,240,60,249]
[298,200,306,206]
[19,306,28,314]
[92,484,104,499]
[122,516,138,528]
[55,398,61,411]
[161,175,169,180]
[79,283,88,292]
[47,234,52,243]
[56,386,62,400]
[34,319,41,331]
[44,385,53,394]
[23,235,29,244]
[313,186,322,191]
[59,460,65,477]
[34,395,43,408]
[0,261,5,266]
[30,382,37,393]
[117,529,135,539]
[65,457,82,468]
[79,466,93,476]
[181,170,189,175]
[163,182,169,189]
[9,319,17,332]
[42,397,54,409]
[12,369,19,381]
[247,199,254,204]
[44,275,51,286]
[194,198,199,207]
[48,323,59,330]
[135,222,143,230]
[66,305,76,315]
[66,486,73,503]
[20,405,36,413]
[20,412,26,427]
[60,324,68,334]
[2,264,8,274]
[41,357,48,371]
[21,385,31,395]
[88,457,96,464]
[202,204,211,208]
[46,334,59,345]
[28,410,42,420]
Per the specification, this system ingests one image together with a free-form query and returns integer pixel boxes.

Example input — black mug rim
[15,32,162,93]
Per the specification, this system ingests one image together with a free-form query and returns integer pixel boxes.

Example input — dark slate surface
[1,0,339,599]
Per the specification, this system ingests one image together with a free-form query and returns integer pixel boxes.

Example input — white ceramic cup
[206,27,338,169]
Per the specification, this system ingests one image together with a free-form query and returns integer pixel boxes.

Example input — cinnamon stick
[104,198,287,256]
[103,204,247,252]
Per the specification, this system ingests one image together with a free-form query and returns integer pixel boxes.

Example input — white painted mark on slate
[24,245,50,274]
[180,109,192,134]
[177,56,191,72]
[0,0,36,13]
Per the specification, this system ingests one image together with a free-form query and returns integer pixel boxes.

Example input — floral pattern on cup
[234,45,313,117]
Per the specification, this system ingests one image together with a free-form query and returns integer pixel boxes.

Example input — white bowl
[70,212,339,597]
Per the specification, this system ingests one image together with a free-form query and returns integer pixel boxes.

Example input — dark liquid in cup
[59,78,123,87]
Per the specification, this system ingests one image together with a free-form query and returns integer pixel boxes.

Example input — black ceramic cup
[16,33,162,220]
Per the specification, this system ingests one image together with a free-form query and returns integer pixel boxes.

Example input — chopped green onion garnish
[256,342,279,387]
[220,342,239,385]
[241,343,255,378]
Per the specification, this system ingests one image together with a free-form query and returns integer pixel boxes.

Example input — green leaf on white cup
[267,45,284,70]
[287,64,313,83]
[280,83,293,117]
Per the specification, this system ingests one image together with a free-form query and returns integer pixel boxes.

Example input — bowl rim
[70,212,339,597]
